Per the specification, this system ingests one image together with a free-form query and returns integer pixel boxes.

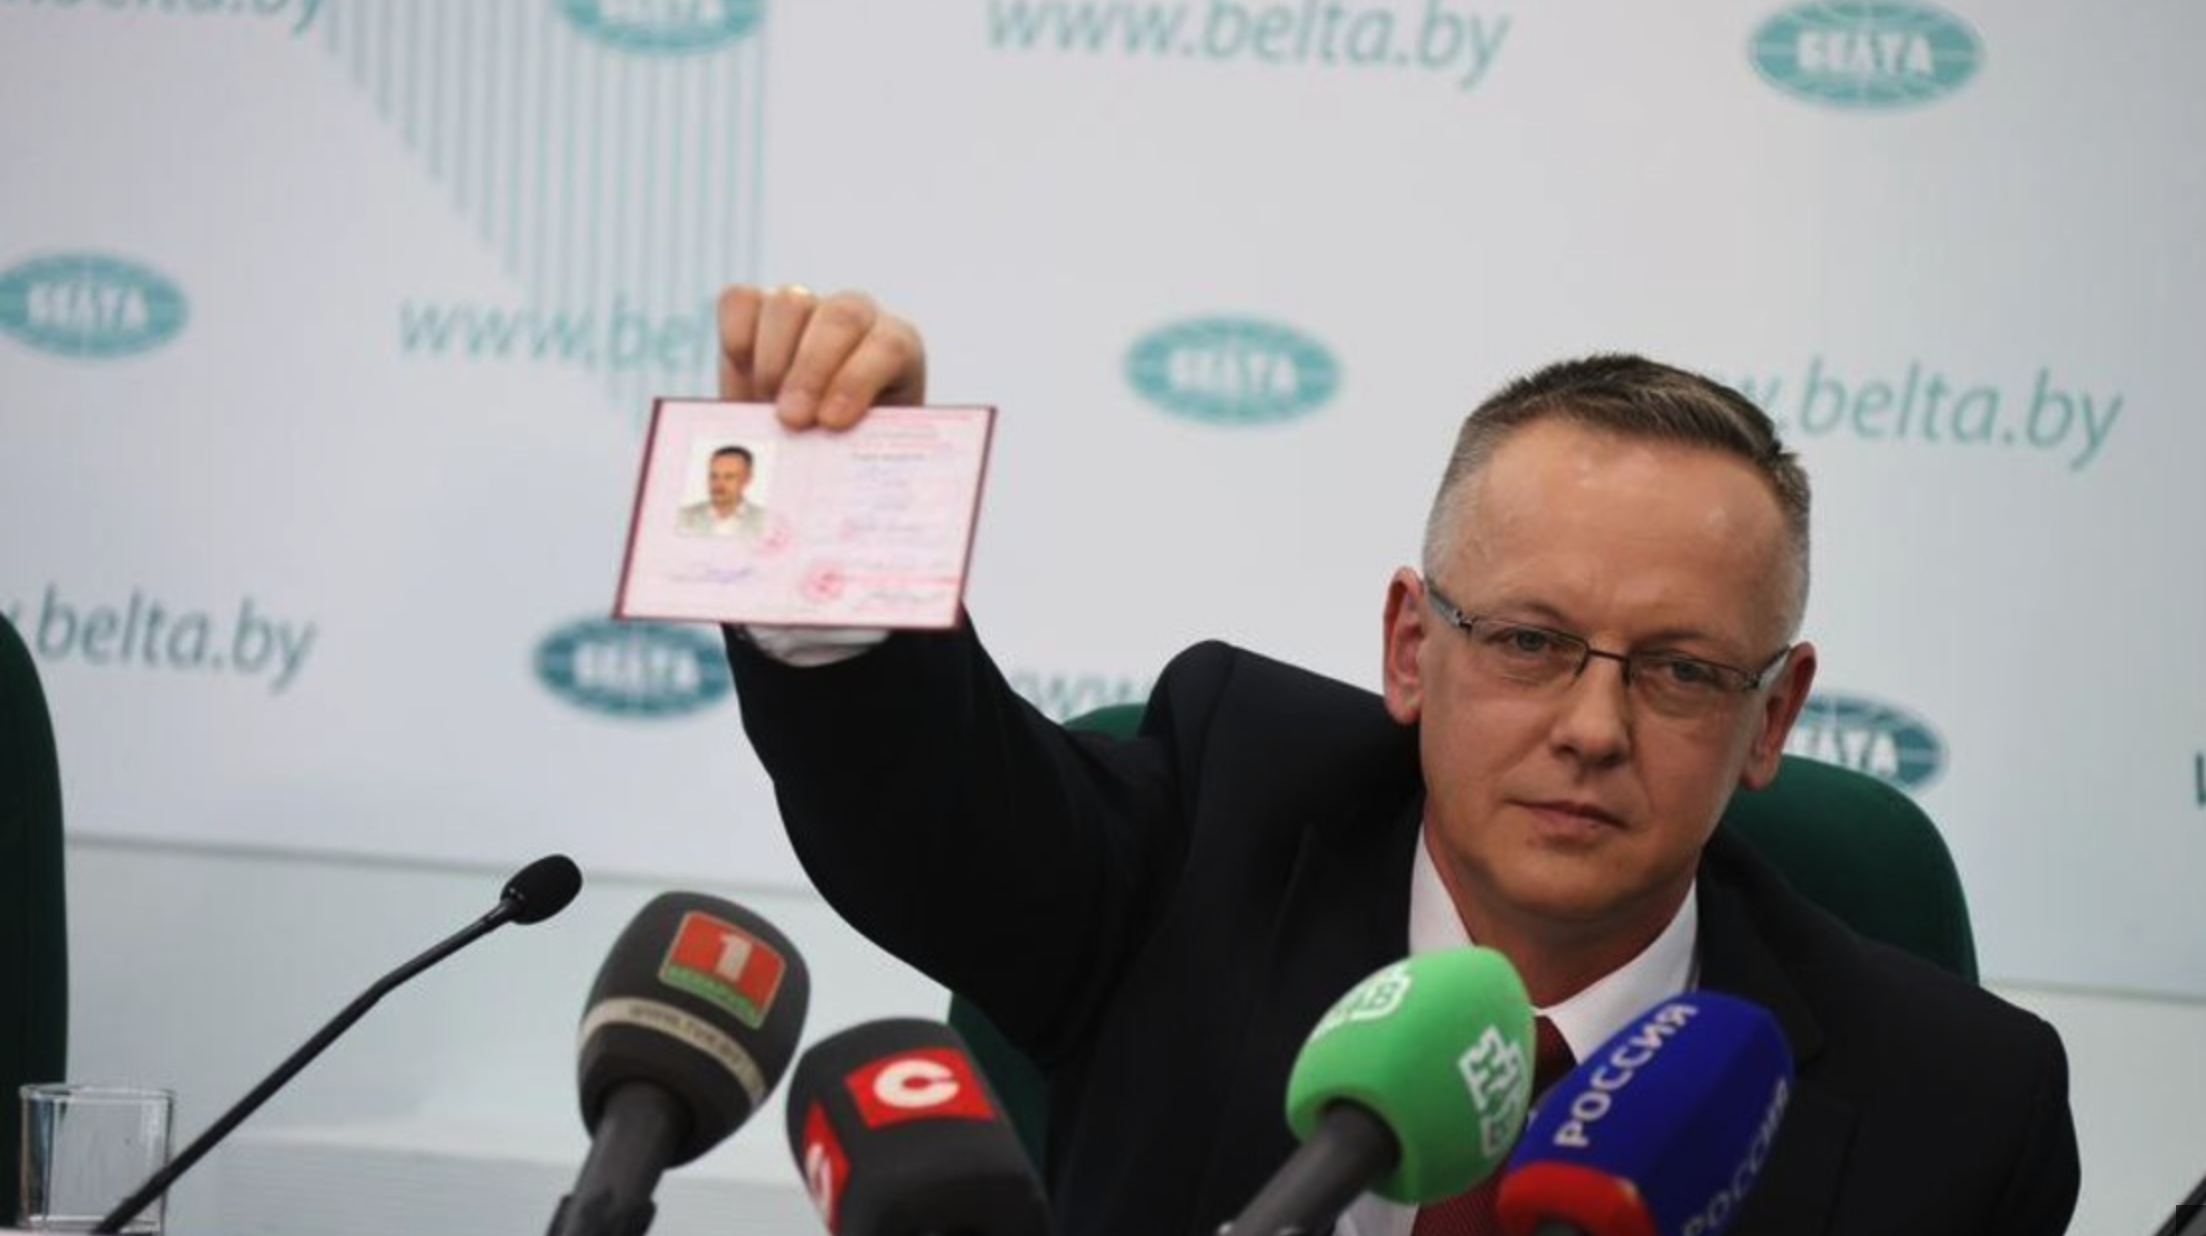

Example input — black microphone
[94,854,584,1235]
[2151,1169,2206,1236]
[547,892,811,1236]
[784,1018,1050,1236]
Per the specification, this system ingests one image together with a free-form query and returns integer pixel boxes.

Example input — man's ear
[1382,568,1428,725]
[1740,640,1817,789]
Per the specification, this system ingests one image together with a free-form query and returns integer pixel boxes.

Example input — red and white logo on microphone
[845,1048,997,1128]
[659,911,787,1029]
[800,1102,850,1231]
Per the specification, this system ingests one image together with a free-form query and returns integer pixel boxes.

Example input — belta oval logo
[1125,316,1341,425]
[0,253,188,359]
[1784,692,1946,790]
[534,616,730,718]
[557,0,763,56]
[1749,2,1983,110]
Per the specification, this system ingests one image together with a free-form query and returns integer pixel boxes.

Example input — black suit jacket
[729,624,2079,1236]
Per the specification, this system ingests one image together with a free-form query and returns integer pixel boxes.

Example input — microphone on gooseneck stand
[93,854,586,1236]
[2150,1170,2206,1236]
[1495,991,1793,1236]
[546,892,812,1236]
[784,1018,1050,1236]
[1224,946,1539,1236]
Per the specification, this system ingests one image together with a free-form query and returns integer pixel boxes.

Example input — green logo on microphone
[1311,962,1412,1040]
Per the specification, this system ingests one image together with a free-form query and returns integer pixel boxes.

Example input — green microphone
[1226,947,1537,1236]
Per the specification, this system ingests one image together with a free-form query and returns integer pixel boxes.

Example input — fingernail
[818,394,858,428]
[777,389,816,425]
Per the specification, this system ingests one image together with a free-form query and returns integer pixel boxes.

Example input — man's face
[708,454,752,512]
[1381,419,1817,953]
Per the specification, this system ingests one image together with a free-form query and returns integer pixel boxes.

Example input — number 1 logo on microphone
[658,911,790,1029]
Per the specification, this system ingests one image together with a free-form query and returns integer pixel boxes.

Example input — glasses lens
[1469,621,1583,685]
[1629,653,1747,716]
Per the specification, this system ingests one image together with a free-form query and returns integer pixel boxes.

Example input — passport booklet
[615,399,995,629]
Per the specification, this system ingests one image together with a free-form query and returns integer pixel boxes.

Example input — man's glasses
[1422,578,1793,721]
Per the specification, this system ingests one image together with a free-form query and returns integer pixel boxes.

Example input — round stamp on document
[801,563,847,605]
[756,512,796,557]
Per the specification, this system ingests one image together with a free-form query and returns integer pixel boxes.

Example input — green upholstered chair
[1718,750,1977,984]
[949,700,1977,1171]
[1,616,69,1223]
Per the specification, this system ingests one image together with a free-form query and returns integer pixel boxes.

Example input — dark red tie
[1408,1016,1576,1236]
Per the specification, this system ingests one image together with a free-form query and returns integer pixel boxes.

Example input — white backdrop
[4,0,2201,997]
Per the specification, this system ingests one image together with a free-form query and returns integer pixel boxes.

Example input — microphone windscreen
[577,893,811,1163]
[1497,992,1791,1236]
[785,1018,1049,1236]
[505,854,584,924]
[1285,947,1535,1204]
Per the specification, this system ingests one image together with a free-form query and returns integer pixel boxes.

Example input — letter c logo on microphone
[877,1059,959,1108]
[846,1048,998,1128]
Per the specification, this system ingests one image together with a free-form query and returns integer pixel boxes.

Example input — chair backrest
[1721,752,1977,982]
[948,699,1977,1171]
[0,616,69,1223]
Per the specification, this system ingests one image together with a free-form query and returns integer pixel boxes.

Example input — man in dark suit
[716,285,2080,1235]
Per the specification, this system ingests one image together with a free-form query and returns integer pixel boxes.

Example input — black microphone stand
[93,890,542,1233]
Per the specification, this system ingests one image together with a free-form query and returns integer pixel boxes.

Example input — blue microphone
[1496,992,1791,1236]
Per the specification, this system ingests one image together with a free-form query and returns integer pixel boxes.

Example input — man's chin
[1481,859,1673,934]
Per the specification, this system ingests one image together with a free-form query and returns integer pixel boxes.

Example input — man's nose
[1548,651,1634,765]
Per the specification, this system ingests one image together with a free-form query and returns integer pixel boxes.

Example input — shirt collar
[1407,828,1699,1064]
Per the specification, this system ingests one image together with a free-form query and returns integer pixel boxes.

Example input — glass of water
[17,1084,174,1234]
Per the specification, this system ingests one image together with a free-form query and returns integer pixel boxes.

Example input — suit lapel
[1697,843,1852,1235]
[1189,788,1424,1225]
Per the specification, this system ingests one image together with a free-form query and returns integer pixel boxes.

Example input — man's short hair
[712,445,755,467]
[1423,354,1811,633]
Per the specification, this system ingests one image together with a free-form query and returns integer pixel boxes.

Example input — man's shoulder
[1143,639,1419,810]
[1151,640,1402,744]
[1830,928,2062,1061]
[1699,833,2078,1230]
[1155,639,1386,715]
[1701,832,2062,1061]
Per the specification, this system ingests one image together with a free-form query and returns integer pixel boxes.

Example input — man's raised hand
[717,284,927,431]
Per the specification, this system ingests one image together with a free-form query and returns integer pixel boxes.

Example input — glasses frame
[1420,577,1794,705]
